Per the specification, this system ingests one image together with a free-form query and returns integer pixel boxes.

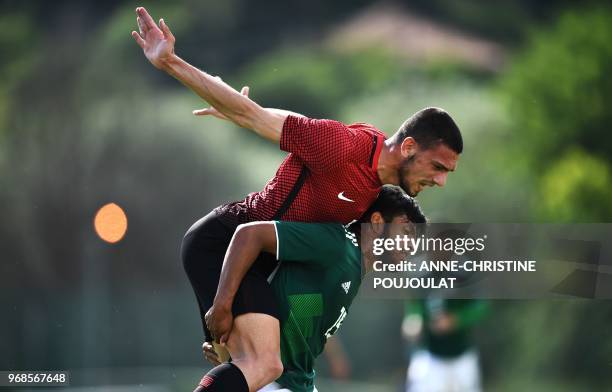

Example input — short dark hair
[358,185,426,224]
[394,107,463,153]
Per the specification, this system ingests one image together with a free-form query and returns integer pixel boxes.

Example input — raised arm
[193,86,304,123]
[205,222,277,343]
[131,7,287,142]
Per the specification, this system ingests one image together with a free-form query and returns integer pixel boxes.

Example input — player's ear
[370,212,385,235]
[400,137,418,158]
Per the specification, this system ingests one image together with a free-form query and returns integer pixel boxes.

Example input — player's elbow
[264,355,284,381]
[249,353,283,387]
[233,104,281,143]
[231,99,260,129]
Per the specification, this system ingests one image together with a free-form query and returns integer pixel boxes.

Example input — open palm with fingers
[131,7,175,69]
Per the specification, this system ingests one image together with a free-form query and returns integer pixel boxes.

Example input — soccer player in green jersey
[197,186,426,392]
[402,299,489,392]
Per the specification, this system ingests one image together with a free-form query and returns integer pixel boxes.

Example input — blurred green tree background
[1,1,610,390]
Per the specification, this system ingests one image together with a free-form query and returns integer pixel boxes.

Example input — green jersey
[405,299,489,358]
[271,221,362,392]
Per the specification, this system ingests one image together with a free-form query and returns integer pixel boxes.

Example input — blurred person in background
[402,299,488,392]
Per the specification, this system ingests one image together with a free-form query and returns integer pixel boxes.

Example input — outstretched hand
[131,7,175,69]
[193,84,250,120]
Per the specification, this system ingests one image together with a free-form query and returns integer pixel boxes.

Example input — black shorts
[180,205,280,342]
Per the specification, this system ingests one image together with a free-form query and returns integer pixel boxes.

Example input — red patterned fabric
[198,375,214,388]
[223,115,385,225]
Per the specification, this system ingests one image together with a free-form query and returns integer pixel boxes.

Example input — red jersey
[223,115,385,225]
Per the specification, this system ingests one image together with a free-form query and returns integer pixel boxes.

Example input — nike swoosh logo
[337,192,355,202]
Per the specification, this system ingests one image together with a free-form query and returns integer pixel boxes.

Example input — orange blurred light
[94,203,128,243]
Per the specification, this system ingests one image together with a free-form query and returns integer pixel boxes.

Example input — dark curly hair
[358,185,426,224]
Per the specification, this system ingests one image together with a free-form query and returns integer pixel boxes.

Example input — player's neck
[376,140,402,186]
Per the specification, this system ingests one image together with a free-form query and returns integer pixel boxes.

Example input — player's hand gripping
[131,7,175,69]
[205,302,233,345]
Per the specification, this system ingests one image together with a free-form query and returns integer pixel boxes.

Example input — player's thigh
[226,312,281,360]
[181,208,236,270]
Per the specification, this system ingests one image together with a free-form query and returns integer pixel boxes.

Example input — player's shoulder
[275,221,347,239]
[341,122,386,166]
[347,122,387,138]
[345,122,387,155]
[291,115,387,142]
[276,221,356,250]
[275,221,354,261]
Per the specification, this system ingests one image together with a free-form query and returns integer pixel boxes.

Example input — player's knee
[260,354,283,380]
[272,358,284,380]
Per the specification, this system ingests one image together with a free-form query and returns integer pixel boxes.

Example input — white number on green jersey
[324,306,347,339]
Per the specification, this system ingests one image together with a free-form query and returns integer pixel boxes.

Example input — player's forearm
[213,223,277,308]
[160,55,250,122]
[160,55,285,142]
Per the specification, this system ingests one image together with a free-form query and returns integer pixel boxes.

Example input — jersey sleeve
[280,115,358,172]
[274,221,347,267]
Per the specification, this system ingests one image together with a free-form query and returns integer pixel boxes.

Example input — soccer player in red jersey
[132,7,462,391]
